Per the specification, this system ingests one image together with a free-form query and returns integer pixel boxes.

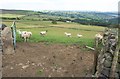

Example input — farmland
[0,14,25,18]
[1,9,110,77]
[2,20,105,47]
[1,10,106,47]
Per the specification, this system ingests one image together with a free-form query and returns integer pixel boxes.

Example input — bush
[52,20,57,24]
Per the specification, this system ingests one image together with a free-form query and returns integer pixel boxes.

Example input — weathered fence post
[93,38,99,75]
[11,21,16,50]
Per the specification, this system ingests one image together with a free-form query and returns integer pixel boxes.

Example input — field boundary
[94,28,120,78]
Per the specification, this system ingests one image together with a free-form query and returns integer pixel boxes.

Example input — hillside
[1,9,118,27]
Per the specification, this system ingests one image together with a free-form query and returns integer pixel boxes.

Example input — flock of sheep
[64,32,83,38]
[17,29,104,43]
[17,29,83,42]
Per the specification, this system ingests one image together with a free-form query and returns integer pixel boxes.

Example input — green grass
[3,20,105,47]
[0,14,25,18]
[3,20,105,31]
[16,27,100,47]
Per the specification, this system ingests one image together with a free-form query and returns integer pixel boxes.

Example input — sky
[0,0,119,12]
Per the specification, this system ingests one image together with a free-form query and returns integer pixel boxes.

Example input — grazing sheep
[64,32,71,37]
[95,33,103,40]
[17,30,32,42]
[21,32,28,42]
[95,33,103,44]
[21,31,32,42]
[77,34,83,38]
[17,30,27,37]
[40,30,48,36]
[27,31,32,37]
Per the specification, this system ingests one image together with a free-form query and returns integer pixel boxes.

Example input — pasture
[2,20,105,47]
[3,42,95,77]
[1,9,118,77]
[0,14,25,18]
[3,20,104,77]
[2,17,105,77]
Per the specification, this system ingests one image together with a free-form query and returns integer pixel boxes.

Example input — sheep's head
[24,32,27,34]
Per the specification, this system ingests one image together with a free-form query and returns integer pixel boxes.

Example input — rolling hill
[0,9,118,27]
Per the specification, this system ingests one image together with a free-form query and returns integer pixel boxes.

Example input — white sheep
[40,30,48,36]
[95,33,103,44]
[17,30,27,38]
[77,34,83,38]
[17,30,32,42]
[64,32,71,37]
[27,31,32,37]
[95,33,103,40]
[21,31,32,42]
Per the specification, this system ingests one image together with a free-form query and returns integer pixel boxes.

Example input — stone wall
[0,26,2,79]
[1,27,15,54]
[94,29,120,78]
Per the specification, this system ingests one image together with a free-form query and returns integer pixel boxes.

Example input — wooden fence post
[11,21,16,50]
[93,38,99,75]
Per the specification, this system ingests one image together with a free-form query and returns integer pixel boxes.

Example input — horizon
[0,0,119,12]
[0,9,118,13]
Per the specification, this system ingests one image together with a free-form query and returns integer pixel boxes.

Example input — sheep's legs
[24,37,27,42]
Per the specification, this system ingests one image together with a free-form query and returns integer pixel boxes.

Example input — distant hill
[1,9,118,27]
[41,11,117,20]
[1,9,33,15]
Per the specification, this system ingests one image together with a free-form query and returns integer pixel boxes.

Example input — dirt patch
[2,42,94,77]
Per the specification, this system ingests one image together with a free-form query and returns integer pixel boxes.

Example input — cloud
[0,0,119,12]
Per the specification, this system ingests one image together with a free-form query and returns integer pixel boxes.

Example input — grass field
[0,14,25,18]
[2,20,105,47]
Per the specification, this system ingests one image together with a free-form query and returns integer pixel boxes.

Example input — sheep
[17,30,32,42]
[21,32,28,42]
[95,33,103,40]
[64,32,71,37]
[27,31,32,37]
[77,34,83,38]
[40,30,48,36]
[17,30,27,38]
[95,33,103,44]
[21,31,32,42]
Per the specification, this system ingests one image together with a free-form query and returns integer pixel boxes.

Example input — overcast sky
[0,0,119,12]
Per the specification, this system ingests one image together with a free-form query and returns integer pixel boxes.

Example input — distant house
[66,21,71,23]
